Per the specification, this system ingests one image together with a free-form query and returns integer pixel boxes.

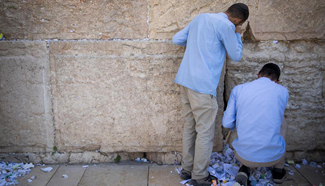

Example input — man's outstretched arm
[172,24,190,47]
[222,86,238,129]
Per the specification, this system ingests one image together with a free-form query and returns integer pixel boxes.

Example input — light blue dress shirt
[223,77,289,163]
[173,13,243,97]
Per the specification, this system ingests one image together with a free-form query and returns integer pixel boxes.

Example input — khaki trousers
[236,119,288,169]
[180,86,218,179]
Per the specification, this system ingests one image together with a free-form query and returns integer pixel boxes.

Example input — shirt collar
[220,12,228,19]
[258,77,274,83]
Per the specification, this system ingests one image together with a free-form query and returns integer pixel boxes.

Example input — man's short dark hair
[226,3,249,23]
[259,63,281,81]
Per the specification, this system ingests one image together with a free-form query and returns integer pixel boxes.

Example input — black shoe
[234,165,251,186]
[187,179,197,186]
[180,169,192,180]
[235,172,248,186]
[272,168,287,184]
[191,174,217,186]
[238,165,251,177]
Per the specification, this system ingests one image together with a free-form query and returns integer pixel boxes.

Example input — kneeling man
[222,63,288,185]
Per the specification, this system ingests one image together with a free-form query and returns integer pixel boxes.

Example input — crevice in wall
[223,63,228,112]
[47,40,57,152]
[67,152,71,163]
[243,22,258,42]
[222,60,231,140]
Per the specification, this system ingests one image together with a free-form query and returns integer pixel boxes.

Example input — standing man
[172,3,249,186]
[223,63,289,185]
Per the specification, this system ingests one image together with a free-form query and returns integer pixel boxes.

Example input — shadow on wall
[243,22,257,43]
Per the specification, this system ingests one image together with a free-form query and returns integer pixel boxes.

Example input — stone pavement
[16,162,325,186]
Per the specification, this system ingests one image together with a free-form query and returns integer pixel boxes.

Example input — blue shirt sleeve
[218,22,243,62]
[222,86,238,129]
[172,24,190,47]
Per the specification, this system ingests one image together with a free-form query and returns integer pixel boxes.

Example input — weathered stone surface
[0,153,30,163]
[286,150,325,163]
[146,152,181,165]
[50,41,171,152]
[149,0,325,40]
[225,41,325,152]
[49,40,225,153]
[0,41,54,153]
[149,0,246,39]
[69,151,114,164]
[41,152,70,164]
[253,0,325,40]
[0,0,147,40]
[27,153,42,164]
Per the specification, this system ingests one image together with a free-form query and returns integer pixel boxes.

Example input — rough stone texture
[68,152,146,164]
[146,152,181,165]
[41,152,70,164]
[253,0,325,40]
[0,153,30,163]
[0,41,54,152]
[27,153,42,164]
[0,0,147,40]
[285,151,325,163]
[148,0,243,39]
[225,41,325,152]
[49,40,224,153]
[149,0,325,41]
[69,152,114,164]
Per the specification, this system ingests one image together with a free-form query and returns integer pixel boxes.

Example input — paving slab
[148,164,183,186]
[279,165,311,186]
[294,164,325,186]
[46,165,86,186]
[78,164,148,186]
[16,165,60,186]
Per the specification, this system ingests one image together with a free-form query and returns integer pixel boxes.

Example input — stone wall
[0,0,324,164]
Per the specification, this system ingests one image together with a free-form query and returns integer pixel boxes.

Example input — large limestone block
[0,0,147,40]
[225,41,325,151]
[0,41,54,152]
[149,0,250,39]
[149,0,324,41]
[252,0,325,40]
[50,40,225,153]
[50,41,176,152]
